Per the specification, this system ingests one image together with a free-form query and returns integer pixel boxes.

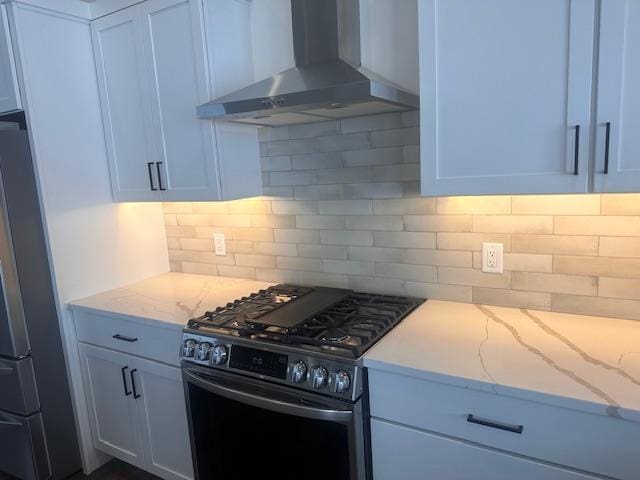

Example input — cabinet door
[133,356,194,480]
[419,0,595,196]
[594,0,640,192]
[371,419,598,480]
[92,7,161,202]
[140,0,221,201]
[78,343,144,468]
[0,4,21,113]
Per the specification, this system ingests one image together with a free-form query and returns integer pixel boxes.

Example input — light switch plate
[214,233,226,256]
[482,242,503,273]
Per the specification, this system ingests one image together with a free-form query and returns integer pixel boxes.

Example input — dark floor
[1,459,158,480]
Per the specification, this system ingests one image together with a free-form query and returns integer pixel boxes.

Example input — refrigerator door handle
[0,419,21,428]
[0,366,13,375]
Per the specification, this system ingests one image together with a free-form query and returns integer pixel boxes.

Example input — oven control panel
[180,333,361,401]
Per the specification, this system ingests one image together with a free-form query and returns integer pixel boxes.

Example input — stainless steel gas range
[180,284,423,480]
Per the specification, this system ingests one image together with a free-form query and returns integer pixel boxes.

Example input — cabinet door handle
[130,368,141,399]
[113,334,138,343]
[156,162,166,191]
[121,366,132,396]
[466,414,523,434]
[573,124,580,176]
[147,162,157,191]
[603,121,611,174]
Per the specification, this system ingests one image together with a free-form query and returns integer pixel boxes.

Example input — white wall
[9,3,168,471]
[206,0,255,97]
[11,3,169,304]
[248,0,419,92]
[360,0,419,93]
[250,0,294,81]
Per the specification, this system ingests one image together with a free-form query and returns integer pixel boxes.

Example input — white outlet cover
[214,233,226,256]
[482,242,504,274]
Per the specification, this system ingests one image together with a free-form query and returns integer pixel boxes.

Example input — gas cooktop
[185,284,423,359]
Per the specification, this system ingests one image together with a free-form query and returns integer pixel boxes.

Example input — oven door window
[186,375,352,480]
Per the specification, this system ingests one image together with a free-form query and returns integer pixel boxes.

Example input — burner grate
[186,287,423,358]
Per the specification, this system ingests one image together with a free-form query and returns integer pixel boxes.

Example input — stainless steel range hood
[196,0,419,126]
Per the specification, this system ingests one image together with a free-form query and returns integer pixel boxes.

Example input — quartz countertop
[365,300,640,422]
[68,272,274,330]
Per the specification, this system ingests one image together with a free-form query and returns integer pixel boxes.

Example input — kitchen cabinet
[368,368,640,480]
[134,356,193,480]
[0,4,21,113]
[79,343,145,468]
[92,8,158,202]
[594,0,640,192]
[419,0,595,196]
[76,311,193,480]
[371,419,598,480]
[92,0,261,202]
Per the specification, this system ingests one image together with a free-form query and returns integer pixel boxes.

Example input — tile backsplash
[164,112,640,321]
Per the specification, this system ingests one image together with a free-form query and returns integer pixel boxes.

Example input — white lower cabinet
[371,419,598,480]
[79,343,193,480]
[134,356,193,480]
[368,369,639,480]
[80,344,145,468]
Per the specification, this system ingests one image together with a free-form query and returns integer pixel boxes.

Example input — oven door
[182,365,368,480]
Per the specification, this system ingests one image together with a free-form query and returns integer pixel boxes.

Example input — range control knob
[311,365,329,389]
[335,371,351,394]
[182,339,197,358]
[291,361,308,383]
[195,342,212,361]
[211,345,228,365]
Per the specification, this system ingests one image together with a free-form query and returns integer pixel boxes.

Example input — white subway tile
[374,231,436,249]
[473,288,552,310]
[512,272,597,296]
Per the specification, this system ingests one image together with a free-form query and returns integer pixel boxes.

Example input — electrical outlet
[482,242,503,273]
[214,233,226,256]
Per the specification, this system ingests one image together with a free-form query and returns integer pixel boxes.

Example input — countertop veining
[70,273,640,421]
[68,272,274,329]
[365,300,640,422]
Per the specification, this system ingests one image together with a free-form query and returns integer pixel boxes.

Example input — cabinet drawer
[371,419,598,480]
[0,357,38,415]
[74,310,181,366]
[0,411,50,480]
[369,369,640,480]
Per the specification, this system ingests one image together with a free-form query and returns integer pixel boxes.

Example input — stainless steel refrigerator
[0,112,81,480]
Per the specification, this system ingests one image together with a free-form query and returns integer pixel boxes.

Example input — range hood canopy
[197,0,419,126]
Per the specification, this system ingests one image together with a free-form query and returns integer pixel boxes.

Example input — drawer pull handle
[113,334,138,343]
[466,414,523,434]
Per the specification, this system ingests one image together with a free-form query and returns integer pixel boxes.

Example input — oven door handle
[184,369,354,423]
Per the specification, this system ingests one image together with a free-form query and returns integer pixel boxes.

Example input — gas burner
[186,285,424,359]
[320,329,351,344]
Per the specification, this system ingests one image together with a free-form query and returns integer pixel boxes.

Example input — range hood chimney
[196,0,419,126]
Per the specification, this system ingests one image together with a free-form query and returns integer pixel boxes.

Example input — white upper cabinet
[0,4,22,113]
[92,0,261,202]
[93,9,161,202]
[594,0,640,192]
[140,0,221,201]
[419,0,595,196]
